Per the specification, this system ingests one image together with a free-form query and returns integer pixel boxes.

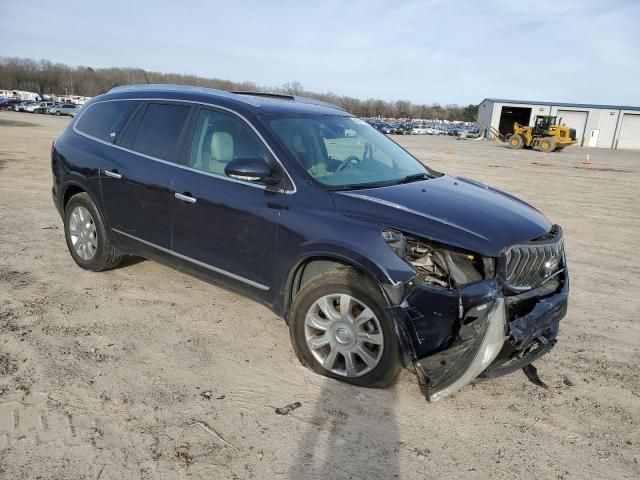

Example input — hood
[331,175,551,257]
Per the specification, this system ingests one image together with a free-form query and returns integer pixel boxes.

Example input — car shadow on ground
[117,255,147,269]
[289,380,400,479]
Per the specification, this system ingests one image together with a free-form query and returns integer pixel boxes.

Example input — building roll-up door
[617,114,640,150]
[557,110,588,145]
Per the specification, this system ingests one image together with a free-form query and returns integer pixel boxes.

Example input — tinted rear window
[131,103,191,162]
[75,101,136,142]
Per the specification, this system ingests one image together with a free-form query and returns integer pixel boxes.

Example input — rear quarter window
[75,101,137,142]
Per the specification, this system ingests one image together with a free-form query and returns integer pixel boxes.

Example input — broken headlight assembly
[382,229,495,287]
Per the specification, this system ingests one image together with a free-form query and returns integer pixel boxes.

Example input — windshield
[265,115,431,189]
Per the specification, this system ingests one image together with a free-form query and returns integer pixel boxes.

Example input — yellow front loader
[508,115,577,152]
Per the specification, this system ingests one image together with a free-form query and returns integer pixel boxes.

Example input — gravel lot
[0,111,639,479]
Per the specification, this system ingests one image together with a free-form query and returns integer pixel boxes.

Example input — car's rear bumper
[390,271,569,401]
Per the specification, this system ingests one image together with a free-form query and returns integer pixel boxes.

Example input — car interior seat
[210,131,234,175]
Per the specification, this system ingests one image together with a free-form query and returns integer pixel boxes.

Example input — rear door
[99,101,193,250]
[170,107,284,298]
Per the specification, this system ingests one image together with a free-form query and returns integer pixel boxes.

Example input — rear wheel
[509,134,524,149]
[539,137,557,153]
[64,192,122,271]
[289,266,401,388]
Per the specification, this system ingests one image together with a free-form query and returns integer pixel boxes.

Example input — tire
[56,111,61,116]
[539,137,557,153]
[509,134,524,149]
[64,192,122,271]
[289,266,401,388]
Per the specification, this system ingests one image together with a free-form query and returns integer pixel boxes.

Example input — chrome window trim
[112,228,270,291]
[73,97,297,194]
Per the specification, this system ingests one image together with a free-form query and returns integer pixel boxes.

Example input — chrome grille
[506,227,564,291]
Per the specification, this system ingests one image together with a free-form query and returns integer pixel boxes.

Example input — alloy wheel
[304,293,384,377]
[68,206,98,260]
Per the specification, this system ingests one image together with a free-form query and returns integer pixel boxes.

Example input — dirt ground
[0,111,639,479]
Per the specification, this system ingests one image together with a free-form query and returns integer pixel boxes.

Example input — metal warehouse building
[477,98,640,150]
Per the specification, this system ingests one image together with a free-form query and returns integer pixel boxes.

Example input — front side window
[266,115,430,189]
[75,100,137,142]
[189,109,272,176]
[131,103,191,162]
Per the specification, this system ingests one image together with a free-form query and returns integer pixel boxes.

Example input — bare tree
[0,56,476,120]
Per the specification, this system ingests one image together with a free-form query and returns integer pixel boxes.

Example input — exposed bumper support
[414,298,507,401]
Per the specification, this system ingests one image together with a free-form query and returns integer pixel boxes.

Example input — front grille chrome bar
[505,226,564,291]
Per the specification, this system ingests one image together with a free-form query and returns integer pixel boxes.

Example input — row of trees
[0,57,478,121]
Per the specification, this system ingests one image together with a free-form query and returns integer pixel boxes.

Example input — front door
[170,107,283,300]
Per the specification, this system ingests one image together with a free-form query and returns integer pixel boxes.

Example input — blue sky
[1,0,638,105]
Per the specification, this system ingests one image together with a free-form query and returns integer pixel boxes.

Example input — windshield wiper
[394,173,432,185]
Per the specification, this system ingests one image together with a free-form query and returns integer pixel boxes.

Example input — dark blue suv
[51,85,568,400]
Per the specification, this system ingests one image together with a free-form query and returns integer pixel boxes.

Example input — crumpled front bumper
[390,271,569,401]
[416,298,507,401]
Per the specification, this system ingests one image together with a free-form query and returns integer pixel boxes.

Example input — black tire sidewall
[289,269,401,388]
[541,138,555,152]
[64,193,115,271]
[510,134,523,149]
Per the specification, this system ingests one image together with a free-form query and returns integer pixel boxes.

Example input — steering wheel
[336,155,361,172]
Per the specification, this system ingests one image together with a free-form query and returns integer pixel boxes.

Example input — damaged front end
[383,225,568,401]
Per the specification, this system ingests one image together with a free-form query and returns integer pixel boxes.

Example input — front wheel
[509,134,524,149]
[289,266,401,388]
[64,192,122,271]
[539,137,557,153]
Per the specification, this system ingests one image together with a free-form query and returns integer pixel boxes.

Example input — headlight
[382,229,494,287]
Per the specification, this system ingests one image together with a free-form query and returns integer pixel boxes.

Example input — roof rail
[107,84,232,97]
[105,85,347,112]
[231,91,294,100]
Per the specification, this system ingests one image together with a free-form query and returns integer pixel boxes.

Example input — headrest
[211,131,234,163]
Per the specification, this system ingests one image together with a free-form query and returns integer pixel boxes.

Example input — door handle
[174,192,197,204]
[103,169,122,179]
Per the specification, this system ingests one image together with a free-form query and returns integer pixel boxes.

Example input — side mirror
[224,157,281,185]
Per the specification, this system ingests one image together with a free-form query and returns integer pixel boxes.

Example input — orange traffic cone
[447,144,454,155]
[583,154,591,165]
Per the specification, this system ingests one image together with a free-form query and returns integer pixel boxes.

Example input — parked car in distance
[24,101,55,113]
[0,98,25,111]
[411,125,428,135]
[397,124,413,135]
[14,100,33,112]
[51,85,569,401]
[48,104,79,116]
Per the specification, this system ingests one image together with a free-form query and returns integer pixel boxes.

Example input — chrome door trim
[73,97,297,194]
[111,228,269,291]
